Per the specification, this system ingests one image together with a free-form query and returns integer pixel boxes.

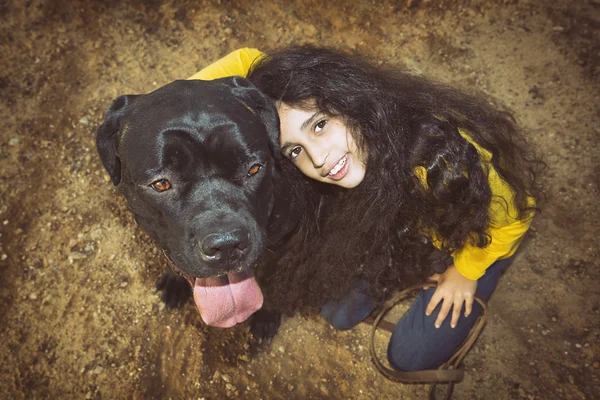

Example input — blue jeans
[320,258,512,371]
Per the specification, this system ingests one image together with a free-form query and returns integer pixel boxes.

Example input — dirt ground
[0,0,598,399]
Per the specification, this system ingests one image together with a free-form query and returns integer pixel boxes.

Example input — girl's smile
[277,103,367,188]
[324,153,349,180]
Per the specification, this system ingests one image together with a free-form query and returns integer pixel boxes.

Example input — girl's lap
[321,258,511,371]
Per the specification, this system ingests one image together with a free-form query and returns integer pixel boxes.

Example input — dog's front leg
[155,268,192,308]
[249,308,282,343]
[248,254,283,342]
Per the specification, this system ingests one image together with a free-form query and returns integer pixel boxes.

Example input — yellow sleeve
[421,129,535,280]
[452,133,536,279]
[453,213,533,280]
[187,48,265,81]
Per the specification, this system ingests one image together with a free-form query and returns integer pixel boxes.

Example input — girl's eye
[150,179,171,192]
[314,119,327,133]
[289,146,302,159]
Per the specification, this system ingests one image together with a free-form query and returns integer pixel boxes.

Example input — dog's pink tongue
[193,269,263,328]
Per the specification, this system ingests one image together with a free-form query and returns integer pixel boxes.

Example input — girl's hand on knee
[425,265,477,329]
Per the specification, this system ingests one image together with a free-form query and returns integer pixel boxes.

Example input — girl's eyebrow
[280,142,292,152]
[300,112,321,131]
[280,112,321,152]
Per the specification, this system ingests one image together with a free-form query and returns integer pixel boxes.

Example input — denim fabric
[320,258,512,371]
[320,279,376,331]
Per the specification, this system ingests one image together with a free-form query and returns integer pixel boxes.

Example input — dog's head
[96,77,281,283]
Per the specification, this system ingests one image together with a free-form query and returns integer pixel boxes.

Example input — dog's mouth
[164,253,263,328]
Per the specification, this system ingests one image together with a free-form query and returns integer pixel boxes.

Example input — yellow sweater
[189,48,534,280]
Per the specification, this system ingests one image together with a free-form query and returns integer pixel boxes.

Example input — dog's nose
[199,229,250,263]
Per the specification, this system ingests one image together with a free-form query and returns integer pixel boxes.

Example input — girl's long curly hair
[248,45,544,313]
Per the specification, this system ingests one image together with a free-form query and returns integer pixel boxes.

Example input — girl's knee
[386,310,479,371]
[387,334,436,371]
[320,286,376,331]
[321,310,358,331]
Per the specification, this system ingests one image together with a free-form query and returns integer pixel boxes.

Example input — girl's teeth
[329,156,347,175]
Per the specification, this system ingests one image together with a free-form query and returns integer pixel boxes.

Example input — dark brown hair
[248,45,544,312]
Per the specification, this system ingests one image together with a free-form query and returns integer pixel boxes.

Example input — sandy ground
[0,0,599,399]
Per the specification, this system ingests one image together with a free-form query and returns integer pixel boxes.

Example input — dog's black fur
[96,77,309,339]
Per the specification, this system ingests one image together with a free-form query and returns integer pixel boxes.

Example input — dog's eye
[247,164,263,177]
[150,179,171,192]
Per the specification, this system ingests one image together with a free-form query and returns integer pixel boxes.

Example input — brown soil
[1,0,598,399]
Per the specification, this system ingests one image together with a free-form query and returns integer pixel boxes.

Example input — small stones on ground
[70,251,87,260]
[92,366,104,374]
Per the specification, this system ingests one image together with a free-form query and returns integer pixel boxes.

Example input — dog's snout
[199,228,250,263]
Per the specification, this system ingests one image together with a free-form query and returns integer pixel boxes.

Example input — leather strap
[365,281,488,400]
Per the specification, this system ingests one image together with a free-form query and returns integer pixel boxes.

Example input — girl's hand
[425,265,477,329]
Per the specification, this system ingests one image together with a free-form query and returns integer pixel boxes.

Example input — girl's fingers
[434,297,453,328]
[464,293,474,317]
[425,288,443,316]
[451,294,464,328]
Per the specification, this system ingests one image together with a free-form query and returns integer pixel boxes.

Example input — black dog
[96,77,307,338]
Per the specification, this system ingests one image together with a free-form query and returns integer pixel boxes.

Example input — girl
[188,46,542,372]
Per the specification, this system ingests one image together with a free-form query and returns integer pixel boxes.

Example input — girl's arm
[452,128,536,280]
[427,211,533,329]
[452,213,533,279]
[427,202,534,328]
[427,133,536,327]
[187,48,265,81]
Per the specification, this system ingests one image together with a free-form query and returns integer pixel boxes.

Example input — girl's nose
[306,144,328,169]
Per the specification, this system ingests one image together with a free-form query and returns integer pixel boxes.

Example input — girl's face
[277,103,367,188]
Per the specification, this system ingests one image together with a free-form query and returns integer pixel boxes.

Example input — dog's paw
[155,270,192,308]
[249,308,281,343]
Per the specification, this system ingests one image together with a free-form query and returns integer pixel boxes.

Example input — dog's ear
[96,95,138,185]
[229,76,281,158]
